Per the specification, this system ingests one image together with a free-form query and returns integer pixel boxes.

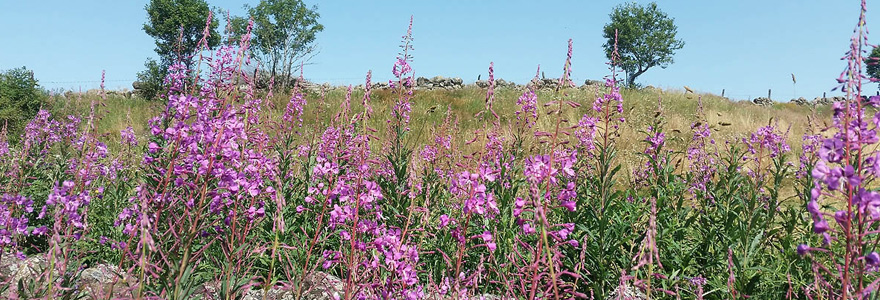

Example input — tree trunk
[627,68,648,87]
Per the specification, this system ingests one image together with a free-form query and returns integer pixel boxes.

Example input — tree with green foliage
[231,0,323,89]
[143,0,220,70]
[603,2,684,87]
[134,58,167,100]
[0,67,44,143]
[868,46,880,84]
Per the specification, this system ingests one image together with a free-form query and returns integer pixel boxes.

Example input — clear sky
[0,0,877,101]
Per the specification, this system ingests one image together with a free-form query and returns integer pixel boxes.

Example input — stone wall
[755,95,860,106]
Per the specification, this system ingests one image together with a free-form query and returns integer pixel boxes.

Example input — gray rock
[533,78,559,90]
[585,79,603,86]
[300,272,344,300]
[813,96,843,106]
[475,80,489,88]
[792,97,810,106]
[78,264,134,299]
[752,97,773,106]
[80,264,127,284]
[416,77,430,87]
[0,253,50,286]
[241,287,296,300]
[606,283,647,300]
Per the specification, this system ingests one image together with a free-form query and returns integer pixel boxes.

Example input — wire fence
[41,77,874,104]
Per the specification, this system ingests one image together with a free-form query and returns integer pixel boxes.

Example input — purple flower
[439,214,451,228]
[807,200,821,216]
[516,89,538,128]
[797,244,810,256]
[834,210,849,226]
[814,220,830,234]
[120,126,137,146]
[32,226,47,236]
[575,115,598,152]
[420,145,438,163]
[867,252,880,266]
[513,197,525,217]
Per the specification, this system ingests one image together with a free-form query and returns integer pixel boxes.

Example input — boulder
[752,97,773,106]
[584,79,603,86]
[606,283,647,300]
[79,264,135,298]
[299,272,345,300]
[416,77,430,87]
[792,97,810,106]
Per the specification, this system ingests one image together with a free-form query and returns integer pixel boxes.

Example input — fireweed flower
[451,171,499,217]
[742,125,790,180]
[19,110,64,157]
[120,126,137,147]
[686,112,718,198]
[116,32,276,276]
[282,87,307,130]
[559,39,575,89]
[516,89,538,129]
[0,126,8,158]
[438,214,451,228]
[594,78,624,117]
[744,125,791,159]
[0,194,34,249]
[390,16,415,130]
[419,145,438,163]
[574,115,598,153]
[633,124,668,186]
[519,150,578,235]
[797,133,822,179]
[804,2,880,297]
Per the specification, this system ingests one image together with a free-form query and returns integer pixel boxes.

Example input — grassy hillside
[48,84,827,181]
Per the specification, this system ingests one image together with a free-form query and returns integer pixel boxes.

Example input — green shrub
[0,66,45,143]
[134,58,167,100]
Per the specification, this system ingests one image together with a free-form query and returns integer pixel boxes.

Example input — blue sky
[0,0,876,100]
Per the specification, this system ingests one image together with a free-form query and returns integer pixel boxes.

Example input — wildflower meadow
[3,1,880,299]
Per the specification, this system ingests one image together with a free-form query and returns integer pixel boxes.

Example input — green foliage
[231,0,324,89]
[603,2,684,87]
[143,0,220,69]
[0,67,44,143]
[134,58,167,100]
[868,46,880,84]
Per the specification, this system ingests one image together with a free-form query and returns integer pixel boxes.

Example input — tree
[231,0,323,89]
[0,67,44,143]
[143,0,221,70]
[134,58,167,100]
[603,2,684,87]
[868,46,880,84]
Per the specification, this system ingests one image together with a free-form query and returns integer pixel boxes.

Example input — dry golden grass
[49,85,830,177]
